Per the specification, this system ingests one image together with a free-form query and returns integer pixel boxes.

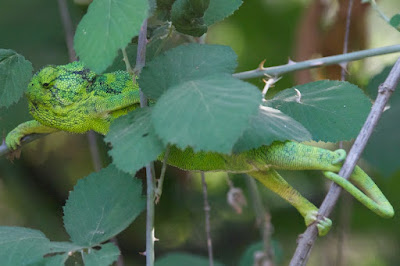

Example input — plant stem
[370,0,390,23]
[155,145,170,204]
[289,56,400,266]
[246,176,274,265]
[201,172,214,266]
[336,2,354,265]
[233,45,400,80]
[133,19,155,266]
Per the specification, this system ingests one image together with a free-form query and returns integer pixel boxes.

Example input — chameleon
[5,61,394,236]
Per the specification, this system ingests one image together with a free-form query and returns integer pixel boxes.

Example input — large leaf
[0,227,51,265]
[364,66,400,177]
[233,105,312,152]
[140,43,237,99]
[74,0,149,73]
[204,0,243,26]
[105,107,164,174]
[364,100,400,177]
[82,243,120,266]
[0,49,33,108]
[63,165,145,246]
[152,74,261,153]
[365,65,400,102]
[266,80,371,142]
[156,252,224,266]
[171,0,210,37]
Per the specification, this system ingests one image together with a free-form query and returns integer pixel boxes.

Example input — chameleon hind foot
[332,149,346,164]
[305,210,332,236]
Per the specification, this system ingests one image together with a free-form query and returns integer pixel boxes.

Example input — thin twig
[155,145,170,204]
[336,1,354,265]
[289,57,400,266]
[341,0,354,81]
[369,0,390,23]
[133,19,155,266]
[246,176,274,265]
[201,172,214,266]
[233,45,400,80]
[57,0,76,61]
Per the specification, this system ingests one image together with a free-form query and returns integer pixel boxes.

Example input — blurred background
[1,0,400,265]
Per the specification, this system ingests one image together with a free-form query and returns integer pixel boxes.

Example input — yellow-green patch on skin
[5,61,394,237]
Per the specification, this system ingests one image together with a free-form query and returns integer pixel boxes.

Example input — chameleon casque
[5,61,394,236]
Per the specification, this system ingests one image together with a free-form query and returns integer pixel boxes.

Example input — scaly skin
[5,62,394,236]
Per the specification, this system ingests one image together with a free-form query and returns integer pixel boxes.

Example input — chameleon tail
[324,168,394,218]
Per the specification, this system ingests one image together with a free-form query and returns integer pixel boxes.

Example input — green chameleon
[5,62,394,236]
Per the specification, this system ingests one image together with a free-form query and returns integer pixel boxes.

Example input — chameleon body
[5,62,394,236]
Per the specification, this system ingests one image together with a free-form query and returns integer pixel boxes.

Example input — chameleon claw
[304,210,332,236]
[332,149,346,164]
[316,217,332,236]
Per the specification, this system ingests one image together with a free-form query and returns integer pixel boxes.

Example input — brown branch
[289,56,400,266]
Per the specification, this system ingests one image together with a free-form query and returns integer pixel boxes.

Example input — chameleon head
[26,62,96,111]
[25,65,59,107]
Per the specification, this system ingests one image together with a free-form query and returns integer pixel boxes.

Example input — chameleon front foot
[305,210,332,236]
[5,130,24,150]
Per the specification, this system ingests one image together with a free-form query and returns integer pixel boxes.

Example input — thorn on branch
[258,59,267,70]
[262,74,282,98]
[294,88,302,103]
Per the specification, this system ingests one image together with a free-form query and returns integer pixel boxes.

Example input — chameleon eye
[42,83,49,87]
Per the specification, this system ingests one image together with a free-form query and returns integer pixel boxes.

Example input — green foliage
[266,80,372,142]
[171,0,210,36]
[140,43,237,99]
[364,65,400,177]
[82,243,120,266]
[0,49,33,108]
[74,0,149,73]
[152,74,261,153]
[63,164,145,246]
[0,227,51,265]
[390,14,400,31]
[156,252,224,266]
[203,0,242,26]
[106,108,164,174]
[233,106,311,153]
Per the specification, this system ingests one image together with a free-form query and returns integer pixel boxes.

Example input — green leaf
[239,241,283,266]
[171,0,210,36]
[105,44,138,72]
[0,49,33,108]
[366,65,400,102]
[46,241,83,254]
[105,108,164,174]
[233,105,312,153]
[156,252,224,266]
[152,74,261,153]
[0,226,51,265]
[364,98,400,177]
[74,0,149,73]
[82,243,120,266]
[63,165,145,246]
[204,0,243,26]
[35,253,69,266]
[140,43,237,99]
[390,14,400,31]
[266,80,371,142]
